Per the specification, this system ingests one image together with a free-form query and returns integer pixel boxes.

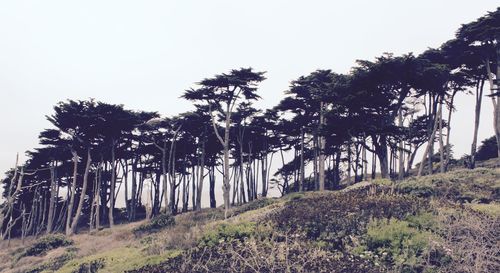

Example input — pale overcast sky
[0,0,498,179]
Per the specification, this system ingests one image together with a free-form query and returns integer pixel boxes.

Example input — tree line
[1,8,499,239]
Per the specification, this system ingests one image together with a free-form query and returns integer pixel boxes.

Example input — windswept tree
[457,7,500,158]
[349,54,418,178]
[183,68,266,218]
[46,100,99,235]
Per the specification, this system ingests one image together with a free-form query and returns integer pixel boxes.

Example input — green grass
[56,247,181,273]
[398,168,500,202]
[467,203,500,217]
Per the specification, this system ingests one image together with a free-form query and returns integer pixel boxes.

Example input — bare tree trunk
[196,141,205,210]
[209,166,216,208]
[470,79,485,168]
[46,164,57,234]
[69,148,92,235]
[95,162,101,229]
[109,140,116,228]
[398,109,405,180]
[299,128,305,192]
[438,102,445,173]
[444,90,457,171]
[362,145,368,181]
[418,98,442,177]
[65,151,78,236]
[347,142,352,184]
[318,101,326,190]
[485,56,500,158]
[371,147,376,180]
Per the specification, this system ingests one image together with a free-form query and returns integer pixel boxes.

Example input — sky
[0,1,498,202]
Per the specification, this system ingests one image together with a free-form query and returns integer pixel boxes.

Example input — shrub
[354,216,442,272]
[20,234,73,257]
[366,218,432,269]
[25,252,76,273]
[133,214,175,235]
[372,179,392,186]
[231,198,278,215]
[435,205,500,273]
[467,203,500,217]
[268,190,426,250]
[475,136,498,161]
[398,168,500,203]
[199,222,256,247]
[73,258,105,273]
[127,234,381,273]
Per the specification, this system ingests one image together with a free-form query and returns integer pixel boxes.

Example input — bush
[475,136,498,161]
[268,190,427,250]
[199,222,257,247]
[365,218,432,268]
[73,258,105,273]
[127,234,380,273]
[20,234,73,257]
[25,252,76,273]
[133,214,175,235]
[231,198,278,215]
[398,168,500,203]
[467,203,500,217]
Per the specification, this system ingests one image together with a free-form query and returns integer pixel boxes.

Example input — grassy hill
[1,167,499,273]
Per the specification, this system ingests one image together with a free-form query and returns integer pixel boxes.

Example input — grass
[19,234,73,258]
[3,167,498,273]
[467,202,500,217]
[56,246,181,273]
[398,168,500,202]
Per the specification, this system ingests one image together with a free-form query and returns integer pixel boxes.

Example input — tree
[350,54,418,178]
[46,100,100,235]
[457,8,500,158]
[183,68,266,218]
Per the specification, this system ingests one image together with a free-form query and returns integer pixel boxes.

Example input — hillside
[1,166,499,273]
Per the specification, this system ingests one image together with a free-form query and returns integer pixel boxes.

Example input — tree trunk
[374,136,389,179]
[418,98,442,177]
[398,109,405,180]
[299,128,305,191]
[109,140,116,228]
[318,101,326,190]
[69,148,92,235]
[161,143,168,214]
[485,55,500,158]
[196,141,205,210]
[65,151,78,236]
[438,102,445,173]
[444,91,457,171]
[470,79,485,168]
[46,164,57,234]
[209,166,216,208]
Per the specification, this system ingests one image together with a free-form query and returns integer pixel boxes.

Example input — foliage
[398,168,500,202]
[475,136,498,161]
[230,198,278,215]
[467,203,500,217]
[371,179,392,186]
[24,252,76,273]
[57,246,181,273]
[19,234,73,258]
[435,203,500,272]
[72,258,105,273]
[198,222,257,247]
[127,235,380,273]
[364,218,434,270]
[133,214,176,235]
[268,190,427,250]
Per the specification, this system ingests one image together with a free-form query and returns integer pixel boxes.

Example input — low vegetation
[133,214,176,235]
[0,167,498,273]
[19,235,73,258]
